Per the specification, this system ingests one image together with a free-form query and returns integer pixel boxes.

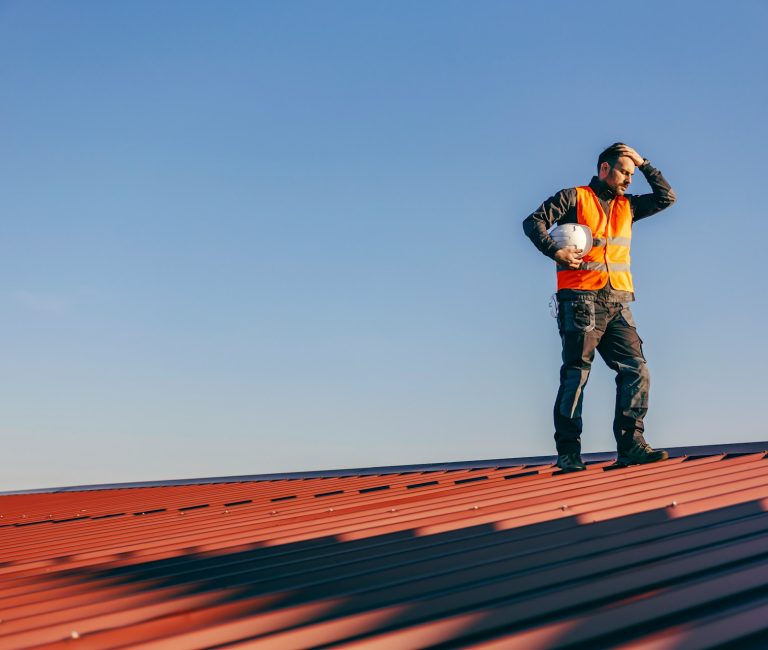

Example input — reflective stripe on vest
[591,236,630,248]
[556,186,634,292]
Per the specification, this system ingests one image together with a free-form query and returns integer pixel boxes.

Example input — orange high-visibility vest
[557,186,634,292]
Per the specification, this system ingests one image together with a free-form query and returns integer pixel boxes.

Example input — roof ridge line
[2,440,766,496]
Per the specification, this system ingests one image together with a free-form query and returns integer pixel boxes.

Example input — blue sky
[1,1,766,490]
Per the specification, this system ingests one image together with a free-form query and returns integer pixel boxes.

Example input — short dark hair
[597,142,626,173]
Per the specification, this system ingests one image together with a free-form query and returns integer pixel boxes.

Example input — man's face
[599,156,635,195]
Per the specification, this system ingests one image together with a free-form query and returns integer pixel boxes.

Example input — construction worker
[523,143,676,472]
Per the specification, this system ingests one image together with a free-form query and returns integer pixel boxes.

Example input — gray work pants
[554,300,650,455]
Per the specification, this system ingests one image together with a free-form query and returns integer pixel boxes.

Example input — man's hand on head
[616,145,645,167]
[554,246,584,270]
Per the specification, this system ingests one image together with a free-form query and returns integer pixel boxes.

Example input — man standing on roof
[523,143,676,472]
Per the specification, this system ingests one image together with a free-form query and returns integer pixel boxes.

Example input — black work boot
[556,453,586,473]
[616,442,669,467]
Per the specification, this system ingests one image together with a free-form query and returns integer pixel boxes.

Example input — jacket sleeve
[630,162,677,221]
[522,188,576,260]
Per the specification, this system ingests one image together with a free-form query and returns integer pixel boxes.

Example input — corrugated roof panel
[2,443,768,648]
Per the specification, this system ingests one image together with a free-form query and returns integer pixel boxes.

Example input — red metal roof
[2,442,768,648]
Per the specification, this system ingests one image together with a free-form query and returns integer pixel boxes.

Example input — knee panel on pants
[616,357,650,419]
[558,366,591,419]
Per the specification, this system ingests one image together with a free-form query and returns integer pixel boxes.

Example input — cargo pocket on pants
[562,301,595,333]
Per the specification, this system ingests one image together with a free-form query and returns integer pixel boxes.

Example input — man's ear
[598,161,610,180]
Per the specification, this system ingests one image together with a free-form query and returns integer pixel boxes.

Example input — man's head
[597,142,635,195]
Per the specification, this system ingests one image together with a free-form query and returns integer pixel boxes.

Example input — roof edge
[3,440,766,496]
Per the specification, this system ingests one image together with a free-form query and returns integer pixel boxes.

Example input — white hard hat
[550,224,593,254]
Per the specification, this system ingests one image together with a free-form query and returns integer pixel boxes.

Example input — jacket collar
[589,176,616,201]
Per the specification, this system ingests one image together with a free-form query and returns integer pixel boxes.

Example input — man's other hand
[554,246,583,269]
[616,145,645,167]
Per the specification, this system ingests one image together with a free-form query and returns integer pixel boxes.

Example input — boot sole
[615,452,669,467]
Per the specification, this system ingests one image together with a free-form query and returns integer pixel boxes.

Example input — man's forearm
[632,162,677,221]
[522,189,574,259]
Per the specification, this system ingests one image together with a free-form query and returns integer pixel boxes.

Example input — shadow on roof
[3,496,768,648]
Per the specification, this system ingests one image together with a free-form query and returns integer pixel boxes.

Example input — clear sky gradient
[2,1,766,490]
